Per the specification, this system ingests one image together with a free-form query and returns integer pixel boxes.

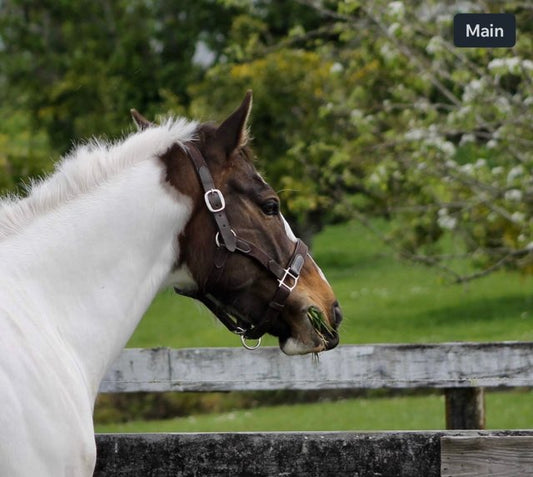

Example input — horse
[0,91,342,476]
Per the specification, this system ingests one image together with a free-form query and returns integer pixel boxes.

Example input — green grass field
[96,390,533,433]
[95,221,533,432]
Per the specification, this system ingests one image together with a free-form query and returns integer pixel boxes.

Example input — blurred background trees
[1,0,532,281]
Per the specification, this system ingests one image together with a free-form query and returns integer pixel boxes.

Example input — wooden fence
[95,342,533,476]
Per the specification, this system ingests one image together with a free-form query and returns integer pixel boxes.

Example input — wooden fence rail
[100,342,533,392]
[99,342,533,429]
[94,431,533,476]
[96,342,533,475]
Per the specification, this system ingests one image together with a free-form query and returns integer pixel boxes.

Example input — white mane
[0,117,198,240]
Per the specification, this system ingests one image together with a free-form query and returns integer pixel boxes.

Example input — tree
[189,2,351,241]
[2,0,533,280]
[0,0,236,153]
[290,0,533,280]
[0,107,53,197]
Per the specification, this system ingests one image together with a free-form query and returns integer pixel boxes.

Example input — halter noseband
[174,142,308,350]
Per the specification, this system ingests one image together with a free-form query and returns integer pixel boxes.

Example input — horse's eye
[262,199,279,216]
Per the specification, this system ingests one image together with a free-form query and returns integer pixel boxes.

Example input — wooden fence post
[445,388,485,429]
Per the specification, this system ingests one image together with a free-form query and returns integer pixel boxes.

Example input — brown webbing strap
[243,239,308,340]
[185,142,237,252]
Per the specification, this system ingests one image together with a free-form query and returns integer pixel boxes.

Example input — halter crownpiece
[174,142,308,349]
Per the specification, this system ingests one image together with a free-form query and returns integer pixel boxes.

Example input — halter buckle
[278,267,299,292]
[204,189,225,213]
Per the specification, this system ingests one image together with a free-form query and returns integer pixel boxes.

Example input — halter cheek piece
[174,142,308,350]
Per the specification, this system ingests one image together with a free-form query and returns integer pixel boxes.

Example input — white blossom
[459,134,475,145]
[460,163,474,174]
[388,23,401,36]
[488,57,522,74]
[495,97,511,114]
[350,109,364,120]
[511,211,525,224]
[488,58,504,70]
[437,209,457,230]
[405,128,425,141]
[409,125,456,157]
[493,127,504,139]
[436,14,451,25]
[507,165,524,182]
[454,104,472,120]
[439,140,456,157]
[330,62,343,74]
[380,42,397,61]
[504,189,523,202]
[368,172,381,184]
[388,1,405,19]
[414,99,430,112]
[462,79,485,101]
[523,59,533,71]
[368,164,387,185]
[426,36,443,55]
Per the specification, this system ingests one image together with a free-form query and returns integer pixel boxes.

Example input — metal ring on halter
[240,334,262,350]
[215,230,237,248]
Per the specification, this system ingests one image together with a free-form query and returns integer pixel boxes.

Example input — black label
[454,13,516,48]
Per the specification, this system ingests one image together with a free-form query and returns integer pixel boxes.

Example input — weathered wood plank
[100,348,171,392]
[94,432,442,477]
[94,431,533,477]
[445,388,485,429]
[99,342,533,393]
[441,436,533,476]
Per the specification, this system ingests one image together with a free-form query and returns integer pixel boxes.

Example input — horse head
[155,92,342,355]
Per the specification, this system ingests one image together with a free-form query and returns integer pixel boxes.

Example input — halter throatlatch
[174,142,308,350]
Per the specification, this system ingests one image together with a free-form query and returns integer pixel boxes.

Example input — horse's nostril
[332,302,343,327]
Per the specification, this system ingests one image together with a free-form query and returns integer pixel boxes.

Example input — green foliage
[0,107,53,196]
[0,0,236,152]
[275,0,533,280]
[191,1,533,278]
[190,47,340,237]
[2,0,532,278]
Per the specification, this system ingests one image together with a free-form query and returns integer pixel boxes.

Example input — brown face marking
[158,93,341,354]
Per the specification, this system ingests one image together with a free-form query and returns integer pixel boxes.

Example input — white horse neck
[0,133,194,401]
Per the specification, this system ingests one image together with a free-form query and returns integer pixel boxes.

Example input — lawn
[96,390,533,433]
[96,220,533,432]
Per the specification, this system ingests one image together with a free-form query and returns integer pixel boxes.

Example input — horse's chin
[279,336,326,355]
[278,326,339,356]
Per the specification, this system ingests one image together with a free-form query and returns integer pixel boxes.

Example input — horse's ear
[216,90,252,156]
[130,109,153,131]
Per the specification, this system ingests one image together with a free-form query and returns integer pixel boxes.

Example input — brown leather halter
[174,142,308,349]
